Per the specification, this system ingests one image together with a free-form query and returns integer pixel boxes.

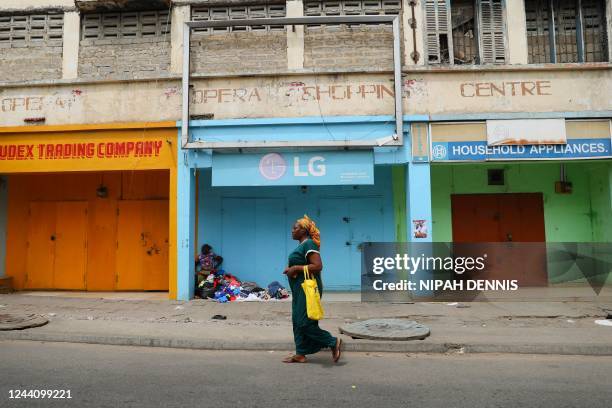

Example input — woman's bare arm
[284,252,323,278]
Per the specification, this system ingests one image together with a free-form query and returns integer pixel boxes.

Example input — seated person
[195,244,223,287]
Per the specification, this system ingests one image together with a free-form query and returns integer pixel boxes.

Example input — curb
[2,331,612,356]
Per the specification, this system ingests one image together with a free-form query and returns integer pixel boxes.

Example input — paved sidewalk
[1,293,611,355]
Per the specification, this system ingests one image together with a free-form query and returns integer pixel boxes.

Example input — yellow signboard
[0,123,177,173]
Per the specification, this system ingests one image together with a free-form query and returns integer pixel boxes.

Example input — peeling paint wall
[1,69,610,126]
[405,69,612,115]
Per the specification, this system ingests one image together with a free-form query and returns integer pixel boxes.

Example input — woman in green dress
[282,215,343,363]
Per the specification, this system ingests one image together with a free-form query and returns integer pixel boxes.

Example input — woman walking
[282,215,342,363]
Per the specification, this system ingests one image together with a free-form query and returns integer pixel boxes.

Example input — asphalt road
[1,340,612,408]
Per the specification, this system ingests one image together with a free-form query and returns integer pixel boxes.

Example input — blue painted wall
[196,166,395,291]
[176,115,427,298]
[177,145,197,300]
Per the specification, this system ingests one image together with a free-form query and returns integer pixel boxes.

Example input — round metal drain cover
[0,314,49,331]
[339,319,430,341]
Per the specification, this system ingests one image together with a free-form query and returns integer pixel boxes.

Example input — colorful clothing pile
[196,272,290,303]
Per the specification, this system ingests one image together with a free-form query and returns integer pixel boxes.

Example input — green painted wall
[431,160,612,286]
[589,162,612,242]
[431,161,612,243]
[392,165,407,242]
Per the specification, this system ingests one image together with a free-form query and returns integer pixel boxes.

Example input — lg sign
[259,153,326,181]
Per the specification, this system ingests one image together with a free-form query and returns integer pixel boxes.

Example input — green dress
[287,238,337,356]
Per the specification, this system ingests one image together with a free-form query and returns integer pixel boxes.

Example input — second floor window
[0,13,63,47]
[425,0,506,65]
[525,0,609,63]
[191,5,286,33]
[81,10,170,40]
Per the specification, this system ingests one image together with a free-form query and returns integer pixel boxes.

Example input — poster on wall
[412,219,428,239]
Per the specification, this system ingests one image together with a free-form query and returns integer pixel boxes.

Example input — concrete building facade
[1,0,611,299]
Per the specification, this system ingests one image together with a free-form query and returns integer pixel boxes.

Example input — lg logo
[294,156,326,177]
[259,153,326,180]
[259,153,286,180]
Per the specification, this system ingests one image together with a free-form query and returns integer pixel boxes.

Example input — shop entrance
[199,167,395,292]
[9,171,170,291]
[25,201,88,289]
[451,193,547,286]
[215,196,384,290]
[220,197,287,286]
[116,200,169,290]
[318,197,384,289]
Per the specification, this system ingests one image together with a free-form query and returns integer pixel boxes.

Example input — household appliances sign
[212,150,374,186]
[431,139,612,161]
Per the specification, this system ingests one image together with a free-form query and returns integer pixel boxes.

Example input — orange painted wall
[6,170,169,291]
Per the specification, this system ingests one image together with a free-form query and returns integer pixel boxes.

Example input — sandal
[282,355,307,363]
[332,338,343,363]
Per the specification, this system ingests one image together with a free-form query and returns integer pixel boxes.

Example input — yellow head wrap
[297,214,321,248]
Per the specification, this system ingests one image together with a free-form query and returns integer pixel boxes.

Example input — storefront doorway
[26,201,88,289]
[451,193,547,286]
[198,167,394,291]
[13,171,170,291]
[0,123,178,297]
[219,197,288,287]
[451,193,546,243]
[318,197,384,289]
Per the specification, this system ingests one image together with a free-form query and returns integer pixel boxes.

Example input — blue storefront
[176,116,432,300]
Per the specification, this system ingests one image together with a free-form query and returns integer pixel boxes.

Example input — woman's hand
[283,266,299,279]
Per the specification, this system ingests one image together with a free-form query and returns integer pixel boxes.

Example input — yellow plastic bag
[301,265,324,321]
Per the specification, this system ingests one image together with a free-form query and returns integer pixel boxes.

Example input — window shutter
[424,0,453,63]
[479,0,506,63]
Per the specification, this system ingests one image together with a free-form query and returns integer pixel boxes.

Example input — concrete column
[171,5,191,75]
[406,162,432,242]
[61,11,80,79]
[287,0,304,70]
[403,127,433,298]
[400,124,432,242]
[177,148,196,300]
[607,0,612,61]
[506,0,529,64]
[402,0,425,66]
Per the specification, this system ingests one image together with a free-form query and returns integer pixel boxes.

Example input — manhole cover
[339,318,430,341]
[0,314,49,331]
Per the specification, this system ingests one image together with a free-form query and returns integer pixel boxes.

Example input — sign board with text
[0,128,176,173]
[431,139,612,161]
[212,151,374,186]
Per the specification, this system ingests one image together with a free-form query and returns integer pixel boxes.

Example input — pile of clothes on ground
[195,243,289,303]
[197,272,289,302]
